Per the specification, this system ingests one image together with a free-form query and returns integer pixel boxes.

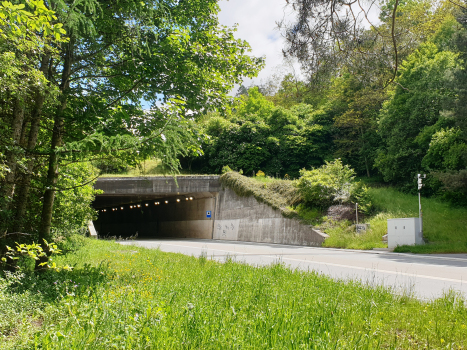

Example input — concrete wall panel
[215,188,328,247]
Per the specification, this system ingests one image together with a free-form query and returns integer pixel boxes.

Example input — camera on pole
[417,173,425,190]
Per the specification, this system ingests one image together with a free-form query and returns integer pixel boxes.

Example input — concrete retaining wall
[213,187,328,246]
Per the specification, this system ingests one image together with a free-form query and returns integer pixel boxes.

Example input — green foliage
[423,127,467,170]
[220,171,300,217]
[321,213,389,250]
[297,159,371,210]
[221,165,233,174]
[2,240,72,272]
[376,42,462,185]
[194,88,333,177]
[3,240,467,348]
[255,170,265,177]
[52,162,100,235]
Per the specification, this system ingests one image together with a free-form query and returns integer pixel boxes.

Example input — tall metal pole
[419,191,423,237]
[417,174,425,239]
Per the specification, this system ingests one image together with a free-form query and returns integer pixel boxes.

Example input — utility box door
[387,218,423,249]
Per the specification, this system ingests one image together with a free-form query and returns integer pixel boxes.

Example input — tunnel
[92,175,329,246]
[92,176,220,239]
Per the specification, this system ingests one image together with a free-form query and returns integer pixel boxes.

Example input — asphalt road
[119,239,467,300]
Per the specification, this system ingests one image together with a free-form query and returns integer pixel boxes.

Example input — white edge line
[127,242,466,285]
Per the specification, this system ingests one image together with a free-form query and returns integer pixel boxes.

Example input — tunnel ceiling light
[145,203,149,207]
[130,205,133,209]
[137,204,141,208]
[165,200,168,204]
[121,207,124,210]
[176,199,180,202]
[189,197,193,200]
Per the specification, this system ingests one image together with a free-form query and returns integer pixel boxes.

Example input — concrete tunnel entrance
[92,175,328,246]
[92,176,221,239]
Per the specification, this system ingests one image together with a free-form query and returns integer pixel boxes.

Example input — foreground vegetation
[1,238,467,349]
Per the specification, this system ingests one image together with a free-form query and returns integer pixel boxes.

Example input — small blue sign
[206,211,212,218]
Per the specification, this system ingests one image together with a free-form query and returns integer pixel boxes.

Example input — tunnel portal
[93,176,220,239]
[92,175,328,246]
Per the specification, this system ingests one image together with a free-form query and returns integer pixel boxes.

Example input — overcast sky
[218,0,296,92]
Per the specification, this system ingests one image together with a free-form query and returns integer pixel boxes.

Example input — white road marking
[134,242,466,284]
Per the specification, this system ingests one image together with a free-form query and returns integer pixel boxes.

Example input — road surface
[119,239,467,300]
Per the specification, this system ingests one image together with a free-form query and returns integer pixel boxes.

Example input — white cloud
[218,0,295,91]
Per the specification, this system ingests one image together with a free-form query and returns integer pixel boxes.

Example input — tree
[0,0,263,270]
[193,88,333,177]
[327,73,385,177]
[279,0,455,88]
[375,42,461,186]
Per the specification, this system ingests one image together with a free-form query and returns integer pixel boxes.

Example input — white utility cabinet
[387,218,423,249]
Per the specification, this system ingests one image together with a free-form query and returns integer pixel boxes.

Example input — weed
[1,239,466,349]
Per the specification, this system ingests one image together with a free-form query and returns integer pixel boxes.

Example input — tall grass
[322,187,467,252]
[370,187,467,253]
[1,239,467,349]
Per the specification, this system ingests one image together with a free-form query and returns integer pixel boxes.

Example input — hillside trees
[375,42,463,187]
[191,88,333,177]
[0,0,263,270]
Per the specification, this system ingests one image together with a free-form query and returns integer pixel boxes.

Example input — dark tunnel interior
[92,192,217,239]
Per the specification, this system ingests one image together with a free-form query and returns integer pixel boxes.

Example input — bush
[297,159,372,210]
[222,165,233,174]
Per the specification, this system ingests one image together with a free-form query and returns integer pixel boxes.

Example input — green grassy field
[100,158,196,177]
[2,238,467,349]
[322,187,467,253]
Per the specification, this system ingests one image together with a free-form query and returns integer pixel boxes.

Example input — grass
[100,158,198,177]
[320,188,467,252]
[220,172,301,218]
[321,212,391,250]
[370,187,467,253]
[2,238,467,349]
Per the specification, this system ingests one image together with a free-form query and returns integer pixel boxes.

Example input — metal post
[417,174,425,239]
[356,202,358,226]
[419,191,423,237]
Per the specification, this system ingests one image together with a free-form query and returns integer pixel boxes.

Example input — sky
[217,0,382,95]
[218,0,297,93]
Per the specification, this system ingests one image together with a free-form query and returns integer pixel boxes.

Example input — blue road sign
[206,211,212,218]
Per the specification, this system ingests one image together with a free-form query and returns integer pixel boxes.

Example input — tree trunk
[1,99,25,211]
[13,55,51,232]
[360,127,370,178]
[36,42,73,270]
[13,94,46,232]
